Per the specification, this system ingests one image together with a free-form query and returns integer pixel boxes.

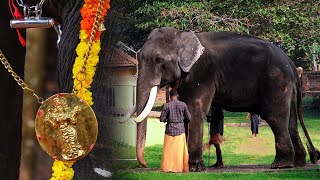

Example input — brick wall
[301,71,320,93]
[156,88,167,105]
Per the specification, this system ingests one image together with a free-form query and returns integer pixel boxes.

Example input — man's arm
[184,104,191,122]
[160,104,168,122]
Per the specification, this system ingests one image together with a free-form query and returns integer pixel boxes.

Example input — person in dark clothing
[248,113,260,137]
[206,105,224,168]
[209,106,224,139]
[160,90,191,172]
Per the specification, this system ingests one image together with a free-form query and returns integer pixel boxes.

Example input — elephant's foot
[211,161,224,168]
[292,141,307,167]
[189,161,206,172]
[294,157,306,167]
[271,160,294,169]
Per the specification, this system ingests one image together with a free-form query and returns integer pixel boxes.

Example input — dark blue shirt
[160,99,191,136]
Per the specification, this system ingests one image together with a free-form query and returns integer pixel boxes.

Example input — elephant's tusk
[135,86,158,123]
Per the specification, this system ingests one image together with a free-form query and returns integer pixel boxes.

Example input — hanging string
[8,0,26,47]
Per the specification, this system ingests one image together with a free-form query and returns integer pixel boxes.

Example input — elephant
[134,27,320,171]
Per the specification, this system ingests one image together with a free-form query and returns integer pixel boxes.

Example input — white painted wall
[109,117,166,147]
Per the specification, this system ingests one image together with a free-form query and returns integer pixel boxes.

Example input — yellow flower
[75,41,88,57]
[72,58,85,77]
[72,38,101,106]
[91,41,101,53]
[79,30,88,40]
[50,160,75,180]
[87,56,99,66]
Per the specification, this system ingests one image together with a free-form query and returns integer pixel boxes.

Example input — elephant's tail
[296,78,320,164]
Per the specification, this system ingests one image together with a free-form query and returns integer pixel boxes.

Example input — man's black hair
[169,90,178,96]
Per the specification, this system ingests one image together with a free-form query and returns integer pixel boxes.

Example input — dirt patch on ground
[237,136,270,155]
[225,122,269,127]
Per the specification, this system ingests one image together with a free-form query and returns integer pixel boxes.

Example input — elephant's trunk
[136,120,147,167]
[135,83,156,167]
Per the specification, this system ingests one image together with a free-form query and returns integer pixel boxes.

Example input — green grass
[115,171,320,180]
[224,112,249,123]
[112,98,320,179]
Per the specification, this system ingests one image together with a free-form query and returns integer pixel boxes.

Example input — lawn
[112,98,320,179]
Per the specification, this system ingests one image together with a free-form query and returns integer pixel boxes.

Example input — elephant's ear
[177,31,205,72]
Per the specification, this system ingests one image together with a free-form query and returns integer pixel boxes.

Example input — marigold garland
[51,0,110,179]
[73,0,111,106]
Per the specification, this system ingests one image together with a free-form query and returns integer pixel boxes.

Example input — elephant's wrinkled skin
[135,27,319,171]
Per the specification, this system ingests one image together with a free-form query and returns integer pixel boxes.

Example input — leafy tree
[129,0,319,69]
[119,0,319,111]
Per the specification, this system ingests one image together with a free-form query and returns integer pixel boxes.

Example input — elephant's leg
[261,80,296,168]
[208,133,224,168]
[213,144,224,168]
[265,110,295,169]
[187,99,206,172]
[288,101,306,167]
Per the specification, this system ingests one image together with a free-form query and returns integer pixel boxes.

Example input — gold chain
[72,0,106,94]
[2,0,106,101]
[84,0,105,61]
[0,50,44,104]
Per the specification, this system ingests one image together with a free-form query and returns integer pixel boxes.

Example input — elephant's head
[135,27,204,167]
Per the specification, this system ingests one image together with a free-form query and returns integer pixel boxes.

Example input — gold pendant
[35,93,98,161]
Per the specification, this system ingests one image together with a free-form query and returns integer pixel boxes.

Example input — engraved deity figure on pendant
[44,96,84,160]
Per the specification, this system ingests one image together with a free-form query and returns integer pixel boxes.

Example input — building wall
[109,117,165,147]
[102,67,166,149]
[102,67,137,115]
[301,71,320,93]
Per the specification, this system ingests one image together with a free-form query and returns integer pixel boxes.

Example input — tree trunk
[20,28,46,180]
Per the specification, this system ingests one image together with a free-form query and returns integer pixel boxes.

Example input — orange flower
[80,0,111,40]
[72,0,111,106]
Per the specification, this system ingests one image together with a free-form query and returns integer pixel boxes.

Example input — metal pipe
[10,17,55,29]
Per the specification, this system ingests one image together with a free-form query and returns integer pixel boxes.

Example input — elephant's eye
[155,57,163,64]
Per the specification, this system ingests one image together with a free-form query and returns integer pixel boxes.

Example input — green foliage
[104,0,151,49]
[135,1,250,32]
[310,95,320,112]
[303,96,320,112]
[131,0,320,69]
